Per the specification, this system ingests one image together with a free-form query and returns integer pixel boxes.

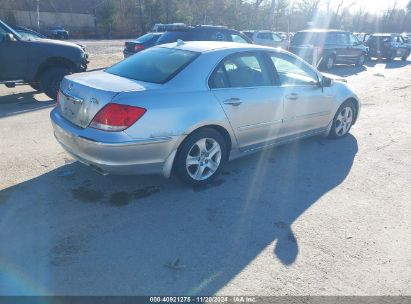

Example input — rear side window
[209,53,271,89]
[257,32,272,40]
[106,48,199,84]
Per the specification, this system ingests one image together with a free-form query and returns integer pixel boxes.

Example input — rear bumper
[50,109,180,177]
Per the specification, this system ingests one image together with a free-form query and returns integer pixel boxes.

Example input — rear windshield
[136,33,159,43]
[291,32,334,46]
[156,31,191,45]
[106,47,199,84]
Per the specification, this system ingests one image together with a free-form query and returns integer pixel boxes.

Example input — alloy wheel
[186,138,222,181]
[335,107,353,137]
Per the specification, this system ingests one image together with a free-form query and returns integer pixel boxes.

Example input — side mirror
[322,76,334,87]
[5,33,17,42]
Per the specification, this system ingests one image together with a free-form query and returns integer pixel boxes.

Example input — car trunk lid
[58,71,160,129]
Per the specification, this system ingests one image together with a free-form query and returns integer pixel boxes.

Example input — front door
[268,52,333,136]
[209,52,284,150]
[0,26,27,80]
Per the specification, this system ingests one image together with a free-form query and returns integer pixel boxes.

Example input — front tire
[40,67,71,100]
[328,100,356,139]
[323,55,335,70]
[401,51,410,61]
[175,128,227,186]
[355,53,366,67]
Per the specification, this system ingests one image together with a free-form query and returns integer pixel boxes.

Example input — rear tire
[40,67,71,100]
[328,100,356,139]
[175,128,227,186]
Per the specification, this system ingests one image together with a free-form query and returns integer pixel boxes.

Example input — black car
[48,26,69,39]
[0,20,88,99]
[155,25,252,46]
[123,32,163,58]
[289,29,368,70]
[366,34,410,61]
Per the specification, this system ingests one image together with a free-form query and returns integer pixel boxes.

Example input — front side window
[272,33,282,42]
[231,34,249,44]
[106,47,199,84]
[209,53,271,89]
[270,53,319,86]
[336,33,349,45]
[349,34,359,45]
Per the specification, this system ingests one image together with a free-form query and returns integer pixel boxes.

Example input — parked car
[12,26,48,40]
[155,25,252,45]
[289,29,368,70]
[354,32,371,43]
[123,32,163,58]
[51,41,361,185]
[0,20,88,99]
[243,30,289,49]
[152,23,186,32]
[48,26,69,39]
[366,33,410,61]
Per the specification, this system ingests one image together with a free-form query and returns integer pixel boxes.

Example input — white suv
[243,30,289,49]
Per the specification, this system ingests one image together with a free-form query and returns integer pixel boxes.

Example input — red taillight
[134,45,145,52]
[89,103,146,132]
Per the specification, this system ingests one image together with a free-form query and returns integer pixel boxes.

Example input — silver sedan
[51,41,361,185]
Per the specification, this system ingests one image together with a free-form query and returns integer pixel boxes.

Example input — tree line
[95,0,411,37]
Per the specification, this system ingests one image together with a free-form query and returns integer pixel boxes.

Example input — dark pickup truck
[0,20,88,99]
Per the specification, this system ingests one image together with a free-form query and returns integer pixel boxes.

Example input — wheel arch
[36,57,75,79]
[345,97,360,125]
[163,124,234,179]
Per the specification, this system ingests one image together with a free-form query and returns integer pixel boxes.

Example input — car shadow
[0,135,358,295]
[0,90,54,119]
[324,65,367,77]
[365,58,410,69]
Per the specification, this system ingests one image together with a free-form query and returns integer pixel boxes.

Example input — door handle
[286,93,298,100]
[223,98,242,106]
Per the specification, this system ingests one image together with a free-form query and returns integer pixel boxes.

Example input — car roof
[158,40,281,53]
[298,29,347,33]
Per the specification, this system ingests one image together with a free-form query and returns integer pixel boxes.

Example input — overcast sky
[320,0,409,13]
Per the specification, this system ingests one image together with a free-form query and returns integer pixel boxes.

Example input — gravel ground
[0,40,410,296]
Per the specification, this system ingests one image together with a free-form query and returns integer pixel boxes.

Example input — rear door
[268,52,333,136]
[210,52,284,150]
[334,32,351,62]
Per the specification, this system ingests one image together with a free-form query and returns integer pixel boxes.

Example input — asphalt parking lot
[0,40,410,296]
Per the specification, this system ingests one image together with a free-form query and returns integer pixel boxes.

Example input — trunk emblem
[90,98,99,105]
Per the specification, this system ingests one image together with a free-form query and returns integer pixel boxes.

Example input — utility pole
[37,0,40,30]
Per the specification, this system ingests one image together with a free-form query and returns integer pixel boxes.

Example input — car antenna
[176,39,185,46]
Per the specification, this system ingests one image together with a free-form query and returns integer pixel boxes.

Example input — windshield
[291,32,330,46]
[0,21,22,40]
[106,47,199,84]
